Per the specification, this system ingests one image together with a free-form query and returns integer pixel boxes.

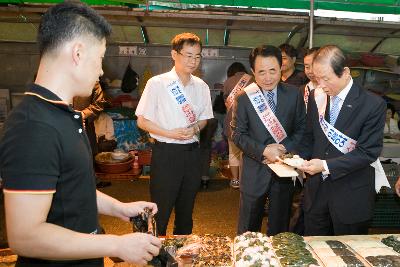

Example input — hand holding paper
[298,159,325,175]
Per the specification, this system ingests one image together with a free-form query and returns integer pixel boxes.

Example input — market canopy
[2,1,400,14]
[0,0,399,55]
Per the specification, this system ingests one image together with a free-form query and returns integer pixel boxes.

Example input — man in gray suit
[231,45,306,236]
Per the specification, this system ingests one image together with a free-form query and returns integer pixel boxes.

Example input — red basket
[138,150,152,166]
[96,158,133,174]
[361,53,385,67]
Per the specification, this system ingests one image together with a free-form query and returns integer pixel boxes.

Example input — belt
[155,140,199,150]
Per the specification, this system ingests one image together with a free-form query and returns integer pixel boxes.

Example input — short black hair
[38,1,112,56]
[227,62,247,78]
[171,32,202,53]
[314,45,347,78]
[279,43,297,58]
[249,45,282,71]
[304,47,320,58]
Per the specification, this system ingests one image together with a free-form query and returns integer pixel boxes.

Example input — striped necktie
[330,96,341,126]
[267,91,276,114]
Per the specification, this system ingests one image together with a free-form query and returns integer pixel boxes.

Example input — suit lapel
[321,95,331,152]
[276,83,285,120]
[323,84,360,153]
[333,84,360,131]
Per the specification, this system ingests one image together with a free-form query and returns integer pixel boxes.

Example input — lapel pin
[346,104,352,108]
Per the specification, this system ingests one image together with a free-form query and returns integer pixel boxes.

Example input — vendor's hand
[262,144,286,163]
[116,201,158,222]
[169,128,194,140]
[395,177,400,197]
[115,233,161,266]
[299,159,325,175]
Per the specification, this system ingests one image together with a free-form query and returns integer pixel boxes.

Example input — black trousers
[304,177,369,236]
[150,141,201,235]
[289,182,305,235]
[238,175,295,236]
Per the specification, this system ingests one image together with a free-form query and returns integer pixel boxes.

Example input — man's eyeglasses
[178,52,202,62]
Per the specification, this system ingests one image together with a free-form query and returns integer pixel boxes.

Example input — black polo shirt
[0,84,103,266]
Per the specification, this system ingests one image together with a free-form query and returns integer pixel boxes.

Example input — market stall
[111,232,400,266]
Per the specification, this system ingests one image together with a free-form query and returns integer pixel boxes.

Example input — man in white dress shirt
[135,33,213,235]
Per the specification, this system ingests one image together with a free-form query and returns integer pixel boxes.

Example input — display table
[108,233,400,267]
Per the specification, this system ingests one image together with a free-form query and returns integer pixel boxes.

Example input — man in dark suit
[231,45,306,236]
[299,45,386,236]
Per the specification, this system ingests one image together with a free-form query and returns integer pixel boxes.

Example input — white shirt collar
[306,81,318,91]
[334,77,353,101]
[170,67,194,87]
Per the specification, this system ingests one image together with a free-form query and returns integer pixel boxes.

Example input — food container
[111,151,130,161]
[96,159,133,174]
[138,149,152,166]
[95,152,133,173]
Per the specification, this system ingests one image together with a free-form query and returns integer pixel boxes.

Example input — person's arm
[396,177,400,197]
[81,82,107,121]
[96,190,157,221]
[137,115,198,141]
[231,94,266,163]
[5,192,161,265]
[197,119,207,131]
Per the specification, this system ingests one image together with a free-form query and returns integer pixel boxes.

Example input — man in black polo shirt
[0,2,160,266]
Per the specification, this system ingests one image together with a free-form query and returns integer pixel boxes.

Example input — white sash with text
[226,73,252,110]
[244,83,287,143]
[315,89,390,192]
[166,79,197,125]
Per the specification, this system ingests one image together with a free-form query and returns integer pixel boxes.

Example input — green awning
[179,0,400,14]
[1,1,399,14]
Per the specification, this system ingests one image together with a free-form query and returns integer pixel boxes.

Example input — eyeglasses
[178,52,202,62]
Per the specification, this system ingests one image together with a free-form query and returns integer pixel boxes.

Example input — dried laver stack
[272,232,320,267]
[308,240,365,267]
[233,232,278,267]
[381,235,400,253]
[346,238,400,266]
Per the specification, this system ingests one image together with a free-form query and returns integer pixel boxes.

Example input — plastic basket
[371,194,400,228]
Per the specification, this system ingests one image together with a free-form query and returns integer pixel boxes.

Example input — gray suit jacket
[231,82,306,197]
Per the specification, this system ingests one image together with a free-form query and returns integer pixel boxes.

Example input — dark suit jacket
[231,82,306,197]
[300,83,386,224]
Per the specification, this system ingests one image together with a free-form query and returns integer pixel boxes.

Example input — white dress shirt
[135,67,214,144]
[322,78,353,175]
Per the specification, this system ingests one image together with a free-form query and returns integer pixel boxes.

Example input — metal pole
[309,0,314,48]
